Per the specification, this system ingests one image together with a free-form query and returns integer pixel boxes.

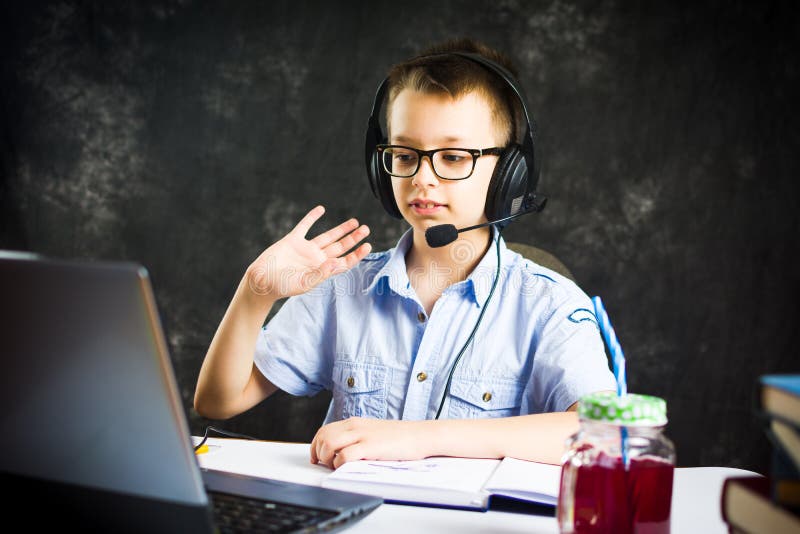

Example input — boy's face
[388,89,500,239]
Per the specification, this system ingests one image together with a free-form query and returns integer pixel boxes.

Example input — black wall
[2,0,798,472]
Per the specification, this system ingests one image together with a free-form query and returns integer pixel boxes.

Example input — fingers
[298,242,369,292]
[333,443,368,469]
[331,243,372,275]
[322,224,370,259]
[310,428,321,464]
[309,243,372,284]
[299,259,337,292]
[292,205,326,237]
[311,218,360,250]
[293,208,370,259]
[310,420,362,468]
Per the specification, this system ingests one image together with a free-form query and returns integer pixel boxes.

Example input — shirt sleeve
[253,282,335,397]
[526,291,617,413]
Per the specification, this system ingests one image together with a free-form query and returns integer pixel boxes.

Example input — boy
[194,39,615,469]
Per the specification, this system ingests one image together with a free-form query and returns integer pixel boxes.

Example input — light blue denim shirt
[254,227,616,424]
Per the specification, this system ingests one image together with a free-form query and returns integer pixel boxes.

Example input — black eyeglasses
[376,144,504,181]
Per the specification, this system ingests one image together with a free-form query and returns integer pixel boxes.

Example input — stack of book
[721,374,800,533]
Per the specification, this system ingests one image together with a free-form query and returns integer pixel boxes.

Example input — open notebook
[322,456,561,511]
[194,436,560,513]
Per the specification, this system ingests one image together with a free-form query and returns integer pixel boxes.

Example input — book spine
[754,376,800,524]
[719,477,734,524]
[766,426,800,509]
[775,479,800,513]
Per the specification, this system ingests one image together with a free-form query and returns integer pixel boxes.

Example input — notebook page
[483,457,561,505]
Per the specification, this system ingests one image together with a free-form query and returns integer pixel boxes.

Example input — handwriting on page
[359,462,441,473]
[328,458,501,493]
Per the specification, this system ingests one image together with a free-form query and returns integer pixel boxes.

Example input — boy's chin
[408,219,445,233]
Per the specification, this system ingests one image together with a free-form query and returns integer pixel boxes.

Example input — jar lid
[578,391,667,426]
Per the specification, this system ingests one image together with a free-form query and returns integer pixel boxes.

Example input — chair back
[506,242,575,282]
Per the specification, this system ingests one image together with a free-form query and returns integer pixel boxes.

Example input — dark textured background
[2,0,798,472]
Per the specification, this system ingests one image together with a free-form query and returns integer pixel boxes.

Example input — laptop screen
[0,254,207,506]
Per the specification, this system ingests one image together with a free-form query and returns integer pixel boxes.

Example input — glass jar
[557,392,675,534]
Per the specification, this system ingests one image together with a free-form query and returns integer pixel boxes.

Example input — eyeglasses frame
[376,144,504,181]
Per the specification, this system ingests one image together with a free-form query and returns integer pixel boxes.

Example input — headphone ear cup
[485,144,529,223]
[367,149,381,199]
[372,147,404,219]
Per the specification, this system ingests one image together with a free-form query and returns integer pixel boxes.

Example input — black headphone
[364,51,541,225]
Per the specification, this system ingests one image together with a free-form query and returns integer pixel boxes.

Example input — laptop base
[2,471,214,534]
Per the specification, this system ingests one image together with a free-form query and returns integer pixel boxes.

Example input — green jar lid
[578,391,667,426]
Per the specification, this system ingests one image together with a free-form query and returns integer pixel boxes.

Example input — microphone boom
[424,193,547,248]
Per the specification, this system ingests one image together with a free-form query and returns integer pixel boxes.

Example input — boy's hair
[386,38,521,147]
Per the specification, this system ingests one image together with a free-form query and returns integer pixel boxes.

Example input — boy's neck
[405,226,493,287]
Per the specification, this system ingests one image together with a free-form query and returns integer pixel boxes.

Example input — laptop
[0,251,382,533]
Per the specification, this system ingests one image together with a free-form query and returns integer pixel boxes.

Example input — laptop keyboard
[209,491,339,533]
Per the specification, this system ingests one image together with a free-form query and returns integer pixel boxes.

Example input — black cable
[434,226,504,420]
[194,425,258,451]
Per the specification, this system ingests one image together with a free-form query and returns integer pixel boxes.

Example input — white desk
[195,437,760,533]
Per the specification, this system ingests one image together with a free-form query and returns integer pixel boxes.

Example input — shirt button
[347,376,355,388]
[416,372,428,382]
[417,311,426,323]
[482,392,492,402]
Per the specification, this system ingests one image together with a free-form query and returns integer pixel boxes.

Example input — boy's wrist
[238,269,279,314]
[421,418,507,460]
[419,419,450,458]
[244,263,281,298]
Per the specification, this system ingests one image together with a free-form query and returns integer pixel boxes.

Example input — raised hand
[246,205,371,299]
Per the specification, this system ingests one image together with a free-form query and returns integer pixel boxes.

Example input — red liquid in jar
[559,452,674,534]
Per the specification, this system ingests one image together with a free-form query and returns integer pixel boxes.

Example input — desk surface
[195,437,759,534]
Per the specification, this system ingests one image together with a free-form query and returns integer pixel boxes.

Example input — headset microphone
[424,193,548,248]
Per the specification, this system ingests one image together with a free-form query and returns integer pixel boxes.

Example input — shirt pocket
[447,377,522,419]
[331,361,389,420]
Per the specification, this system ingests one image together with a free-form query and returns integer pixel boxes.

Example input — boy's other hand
[246,205,371,299]
[310,417,428,469]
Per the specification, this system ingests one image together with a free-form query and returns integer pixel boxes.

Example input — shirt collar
[363,228,415,298]
[363,226,507,307]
